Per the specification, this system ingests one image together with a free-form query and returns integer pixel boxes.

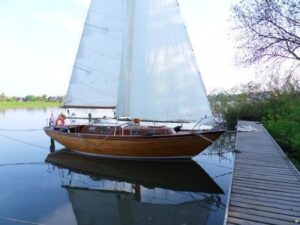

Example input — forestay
[115,0,212,122]
[64,0,127,108]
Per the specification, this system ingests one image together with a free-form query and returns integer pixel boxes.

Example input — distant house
[248,91,271,102]
[16,98,24,102]
[57,96,64,102]
[48,96,64,103]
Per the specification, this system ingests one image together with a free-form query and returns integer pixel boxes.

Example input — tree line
[0,93,63,102]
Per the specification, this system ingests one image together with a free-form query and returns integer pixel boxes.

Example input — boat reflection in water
[46,149,224,225]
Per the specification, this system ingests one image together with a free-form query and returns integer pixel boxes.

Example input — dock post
[50,138,55,152]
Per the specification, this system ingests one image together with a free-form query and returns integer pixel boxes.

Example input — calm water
[0,108,235,225]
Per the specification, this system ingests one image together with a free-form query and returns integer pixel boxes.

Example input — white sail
[67,187,211,225]
[115,0,212,121]
[64,0,127,108]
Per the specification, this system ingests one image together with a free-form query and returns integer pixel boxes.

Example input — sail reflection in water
[46,150,224,225]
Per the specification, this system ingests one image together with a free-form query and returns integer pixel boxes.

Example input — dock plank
[232,179,300,192]
[226,121,300,225]
[228,211,296,225]
[231,193,300,207]
[229,197,300,214]
[233,175,300,185]
[227,217,270,225]
[231,188,300,204]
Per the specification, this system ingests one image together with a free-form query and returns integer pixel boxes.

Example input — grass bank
[0,101,62,109]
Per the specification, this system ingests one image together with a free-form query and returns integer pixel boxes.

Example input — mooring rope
[195,132,214,143]
[0,128,43,131]
[0,162,45,167]
[0,133,48,150]
[0,216,45,225]
[213,171,232,179]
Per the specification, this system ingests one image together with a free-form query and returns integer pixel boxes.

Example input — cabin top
[68,125,176,136]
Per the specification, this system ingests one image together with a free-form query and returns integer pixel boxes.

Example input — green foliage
[263,102,300,161]
[0,94,61,103]
[210,91,271,129]
[25,95,36,101]
[0,101,62,109]
[209,81,300,167]
[224,100,270,129]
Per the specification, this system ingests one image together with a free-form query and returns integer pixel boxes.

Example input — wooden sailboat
[45,126,223,159]
[44,0,224,159]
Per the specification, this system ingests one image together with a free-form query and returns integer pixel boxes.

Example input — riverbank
[0,101,62,109]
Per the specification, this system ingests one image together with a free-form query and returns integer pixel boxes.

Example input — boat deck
[226,121,300,225]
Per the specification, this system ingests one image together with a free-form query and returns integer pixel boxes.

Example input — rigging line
[0,133,48,150]
[213,171,232,179]
[0,216,45,225]
[0,162,45,167]
[195,132,213,143]
[0,128,42,131]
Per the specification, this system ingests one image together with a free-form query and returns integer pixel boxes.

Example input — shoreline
[0,101,62,109]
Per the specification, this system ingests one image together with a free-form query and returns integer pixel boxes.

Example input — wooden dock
[226,120,300,225]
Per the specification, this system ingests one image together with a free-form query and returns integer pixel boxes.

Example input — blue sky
[0,0,255,96]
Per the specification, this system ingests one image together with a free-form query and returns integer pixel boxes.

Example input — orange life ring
[55,116,65,126]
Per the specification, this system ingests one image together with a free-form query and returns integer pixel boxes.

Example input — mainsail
[115,0,212,121]
[65,0,212,121]
[64,0,126,108]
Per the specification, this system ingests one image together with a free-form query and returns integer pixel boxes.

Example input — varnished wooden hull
[44,127,224,159]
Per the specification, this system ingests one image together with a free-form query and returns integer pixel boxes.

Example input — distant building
[248,91,271,102]
[47,96,64,102]
[16,98,24,102]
